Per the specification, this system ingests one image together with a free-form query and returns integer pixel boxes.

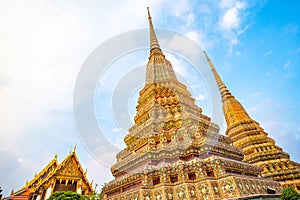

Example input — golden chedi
[102,8,282,200]
[203,50,300,192]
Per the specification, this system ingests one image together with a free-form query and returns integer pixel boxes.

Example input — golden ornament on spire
[147,7,160,51]
[203,50,231,99]
[145,7,178,84]
[73,144,77,152]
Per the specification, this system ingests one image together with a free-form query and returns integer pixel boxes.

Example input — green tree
[47,191,86,200]
[86,188,102,200]
[281,187,299,200]
[87,192,102,200]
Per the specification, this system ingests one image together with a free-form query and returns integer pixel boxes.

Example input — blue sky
[0,0,300,196]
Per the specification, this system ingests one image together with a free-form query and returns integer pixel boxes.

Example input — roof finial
[69,145,72,154]
[147,7,160,51]
[73,144,77,153]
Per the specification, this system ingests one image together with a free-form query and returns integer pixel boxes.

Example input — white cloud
[184,30,212,50]
[219,1,246,30]
[0,0,168,196]
[284,59,291,68]
[85,159,113,190]
[250,91,262,97]
[237,24,249,35]
[264,51,273,57]
[230,38,239,45]
[220,8,239,29]
[185,30,201,43]
[172,0,190,17]
[165,53,187,77]
[282,23,299,34]
[17,157,41,172]
[162,33,201,61]
[186,13,195,26]
[112,128,121,132]
[216,1,248,54]
[0,0,82,152]
[198,4,211,14]
[196,94,206,100]
[219,0,238,9]
[248,98,272,115]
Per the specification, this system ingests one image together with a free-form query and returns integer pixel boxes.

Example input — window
[153,177,160,185]
[207,171,214,177]
[170,175,178,183]
[188,172,196,180]
[54,180,77,192]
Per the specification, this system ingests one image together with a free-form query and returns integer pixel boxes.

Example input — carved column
[77,180,82,194]
[161,166,169,184]
[44,184,53,200]
[36,195,41,200]
[177,163,187,182]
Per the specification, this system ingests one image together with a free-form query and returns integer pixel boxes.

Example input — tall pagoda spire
[147,7,160,51]
[204,50,300,191]
[203,50,231,99]
[145,7,177,84]
[203,50,252,126]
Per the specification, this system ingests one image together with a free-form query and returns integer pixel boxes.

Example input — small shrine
[6,149,93,200]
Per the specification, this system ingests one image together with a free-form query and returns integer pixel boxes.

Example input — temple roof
[50,150,93,191]
[24,155,58,190]
[13,150,93,195]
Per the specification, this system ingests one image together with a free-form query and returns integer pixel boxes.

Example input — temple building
[102,8,283,200]
[5,149,93,200]
[204,50,300,191]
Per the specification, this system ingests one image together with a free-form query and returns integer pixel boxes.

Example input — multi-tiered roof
[204,50,300,192]
[7,150,93,200]
[102,8,282,200]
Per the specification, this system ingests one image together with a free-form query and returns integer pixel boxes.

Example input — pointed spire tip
[147,7,151,18]
[204,50,231,99]
[147,7,160,51]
